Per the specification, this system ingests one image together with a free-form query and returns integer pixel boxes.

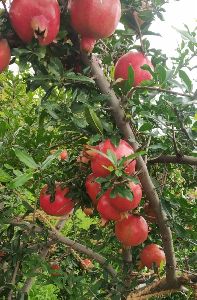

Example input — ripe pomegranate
[81,258,93,269]
[115,215,148,246]
[91,139,136,177]
[50,263,61,276]
[69,0,121,52]
[0,39,11,73]
[144,203,157,222]
[97,194,121,221]
[106,181,142,212]
[140,244,166,268]
[9,0,60,46]
[60,150,68,161]
[40,184,74,216]
[114,51,153,86]
[83,207,94,216]
[85,173,101,206]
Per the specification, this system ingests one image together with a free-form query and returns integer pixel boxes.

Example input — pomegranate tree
[90,139,136,177]
[69,0,121,52]
[40,184,74,216]
[115,215,148,246]
[0,39,11,73]
[140,244,166,268]
[9,0,60,46]
[85,173,101,206]
[114,51,153,86]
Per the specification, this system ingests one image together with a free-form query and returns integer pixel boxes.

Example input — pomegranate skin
[114,52,153,87]
[91,139,136,177]
[85,173,101,206]
[0,39,11,73]
[109,181,142,212]
[40,184,74,216]
[9,0,60,46]
[140,244,166,268]
[69,0,121,51]
[97,194,121,221]
[115,215,148,246]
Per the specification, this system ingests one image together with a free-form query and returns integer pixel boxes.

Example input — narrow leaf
[85,107,103,134]
[10,172,33,188]
[179,70,192,92]
[14,149,38,169]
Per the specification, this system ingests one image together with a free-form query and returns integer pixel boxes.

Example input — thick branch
[11,220,117,278]
[149,155,197,166]
[82,53,177,287]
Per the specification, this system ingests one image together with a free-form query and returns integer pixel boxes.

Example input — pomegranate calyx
[80,37,96,53]
[31,15,49,41]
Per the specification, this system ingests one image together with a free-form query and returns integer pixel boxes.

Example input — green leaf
[128,66,134,86]
[85,107,103,134]
[179,70,192,92]
[14,149,38,169]
[0,168,11,183]
[156,65,166,83]
[106,150,117,166]
[40,150,62,170]
[10,172,33,188]
[139,122,153,132]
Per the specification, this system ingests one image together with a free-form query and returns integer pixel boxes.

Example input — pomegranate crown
[31,15,49,42]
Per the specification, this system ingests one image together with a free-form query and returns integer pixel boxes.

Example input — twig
[132,10,144,53]
[172,126,180,156]
[144,136,151,164]
[7,260,20,300]
[127,86,194,99]
[149,155,197,166]
[173,108,194,142]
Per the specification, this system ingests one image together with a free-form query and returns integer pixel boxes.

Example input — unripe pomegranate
[114,51,153,86]
[107,181,142,212]
[50,263,61,276]
[0,39,11,73]
[97,194,121,221]
[60,150,68,161]
[115,215,148,246]
[85,173,101,206]
[9,0,60,46]
[40,184,74,216]
[69,0,121,52]
[91,139,136,177]
[140,244,166,268]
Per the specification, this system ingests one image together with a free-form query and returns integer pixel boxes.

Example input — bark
[149,155,197,166]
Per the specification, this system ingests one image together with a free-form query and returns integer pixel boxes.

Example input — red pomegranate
[60,150,68,161]
[81,258,93,269]
[40,184,74,216]
[97,195,121,221]
[85,173,101,206]
[69,0,121,52]
[50,263,61,276]
[9,0,60,46]
[114,51,153,86]
[91,139,136,177]
[140,244,166,268]
[107,181,142,212]
[115,215,148,246]
[0,39,11,73]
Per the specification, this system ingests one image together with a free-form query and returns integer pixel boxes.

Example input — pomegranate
[81,258,93,269]
[107,181,142,212]
[0,39,11,73]
[91,139,136,177]
[9,0,60,46]
[140,244,166,268]
[60,150,68,161]
[69,0,121,52]
[50,263,61,276]
[115,215,148,246]
[83,207,94,216]
[114,51,153,87]
[85,173,101,206]
[97,194,121,221]
[40,184,74,216]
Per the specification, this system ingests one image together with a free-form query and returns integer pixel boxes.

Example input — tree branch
[11,220,117,279]
[81,53,178,287]
[149,155,197,166]
[127,85,194,99]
